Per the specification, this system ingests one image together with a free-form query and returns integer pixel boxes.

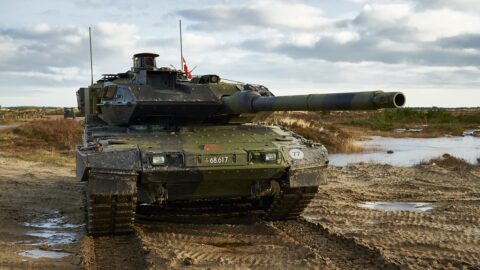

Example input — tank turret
[77,53,405,126]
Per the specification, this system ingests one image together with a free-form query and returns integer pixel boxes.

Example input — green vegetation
[343,108,480,134]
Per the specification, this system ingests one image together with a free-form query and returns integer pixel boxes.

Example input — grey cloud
[242,37,480,67]
[415,0,480,11]
[436,34,480,50]
[0,23,137,92]
[350,16,413,42]
[178,7,264,31]
[1,26,82,41]
[0,26,89,72]
[179,3,480,67]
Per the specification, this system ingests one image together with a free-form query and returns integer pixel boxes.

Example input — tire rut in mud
[134,218,400,269]
[305,164,480,268]
[82,232,147,270]
[269,219,401,270]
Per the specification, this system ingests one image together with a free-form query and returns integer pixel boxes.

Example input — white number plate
[205,156,230,164]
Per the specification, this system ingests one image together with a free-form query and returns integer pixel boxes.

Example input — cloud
[0,24,90,74]
[176,1,480,68]
[417,0,480,11]
[95,22,139,56]
[0,0,479,107]
[0,21,147,104]
[242,35,480,67]
[178,0,329,32]
[437,34,480,50]
[406,8,480,41]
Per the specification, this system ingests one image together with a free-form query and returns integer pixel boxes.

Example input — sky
[0,0,479,107]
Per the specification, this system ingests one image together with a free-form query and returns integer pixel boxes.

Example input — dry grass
[420,154,475,175]
[260,112,363,153]
[0,119,82,165]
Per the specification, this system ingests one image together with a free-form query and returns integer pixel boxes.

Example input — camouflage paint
[77,123,328,201]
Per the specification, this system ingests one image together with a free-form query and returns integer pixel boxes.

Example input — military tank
[76,52,405,235]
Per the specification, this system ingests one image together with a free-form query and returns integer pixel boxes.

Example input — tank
[76,53,406,235]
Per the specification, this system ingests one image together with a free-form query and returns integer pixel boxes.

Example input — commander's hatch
[135,70,177,89]
[132,52,177,89]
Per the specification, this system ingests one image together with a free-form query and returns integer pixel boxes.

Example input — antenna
[89,27,94,85]
[179,19,183,72]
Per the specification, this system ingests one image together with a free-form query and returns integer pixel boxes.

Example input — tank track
[263,186,317,221]
[86,170,138,236]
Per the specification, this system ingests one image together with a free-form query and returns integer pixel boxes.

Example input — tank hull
[77,123,327,235]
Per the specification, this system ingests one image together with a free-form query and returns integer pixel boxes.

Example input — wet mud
[305,163,480,269]
[0,155,84,269]
[0,154,479,269]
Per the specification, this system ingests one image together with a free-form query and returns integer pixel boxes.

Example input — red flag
[182,56,192,79]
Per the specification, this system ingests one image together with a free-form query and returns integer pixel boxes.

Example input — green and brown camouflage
[76,53,405,235]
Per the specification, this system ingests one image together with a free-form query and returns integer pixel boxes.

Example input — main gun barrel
[223,90,405,114]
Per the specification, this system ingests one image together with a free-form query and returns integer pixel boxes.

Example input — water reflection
[19,249,71,259]
[330,136,480,167]
[358,202,433,212]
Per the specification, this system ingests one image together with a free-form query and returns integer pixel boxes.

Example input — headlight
[264,153,277,161]
[151,155,166,166]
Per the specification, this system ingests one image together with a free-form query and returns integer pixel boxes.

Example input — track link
[263,186,317,221]
[86,170,137,236]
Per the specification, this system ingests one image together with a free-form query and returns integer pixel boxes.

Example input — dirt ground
[0,155,84,269]
[0,154,479,269]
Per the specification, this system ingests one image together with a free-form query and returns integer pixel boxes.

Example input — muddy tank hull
[76,124,327,235]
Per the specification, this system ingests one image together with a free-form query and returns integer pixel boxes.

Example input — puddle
[25,231,76,245]
[25,217,80,229]
[330,136,480,166]
[19,249,71,259]
[22,214,81,246]
[358,202,433,212]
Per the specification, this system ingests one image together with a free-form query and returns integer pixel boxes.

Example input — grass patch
[0,119,82,165]
[343,108,480,135]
